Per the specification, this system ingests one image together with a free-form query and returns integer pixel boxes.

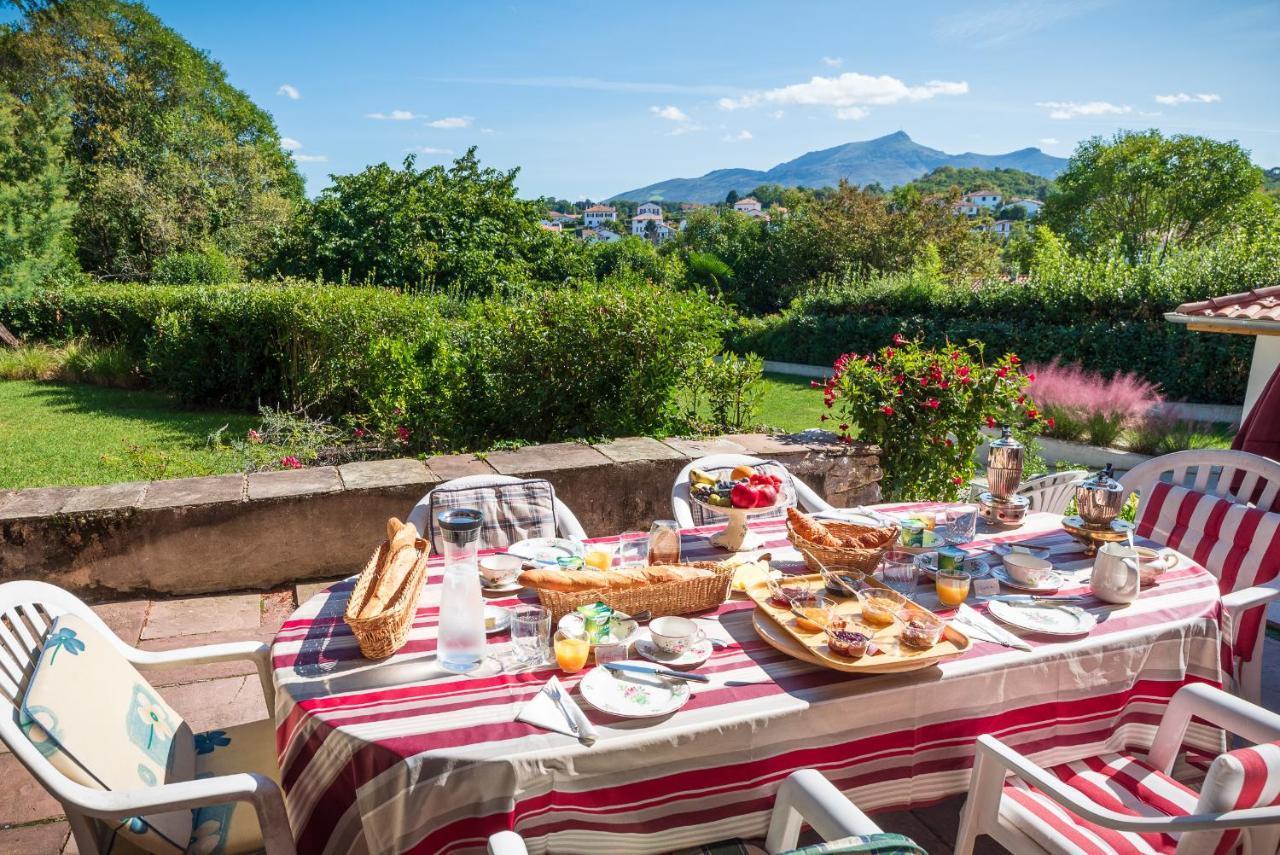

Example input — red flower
[1027,372,1036,383]
[951,351,961,361]
[956,366,970,378]
[280,455,302,470]
[1026,408,1039,420]
[985,415,997,428]
[396,426,411,442]
[952,477,964,486]
[920,376,929,386]
[959,376,971,385]
[894,374,905,385]
[1047,417,1056,429]
[839,423,849,431]
[995,367,1009,379]
[881,405,895,416]
[839,434,854,445]
[393,407,403,416]
[810,380,820,388]
[937,381,950,389]
[892,333,906,345]
[354,427,367,439]
[247,429,262,443]
[1010,355,1020,365]
[820,414,829,421]
[884,348,895,359]
[945,438,954,448]
[1017,394,1026,404]
[924,398,940,409]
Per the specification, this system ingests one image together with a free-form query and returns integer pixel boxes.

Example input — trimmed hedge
[0,278,726,449]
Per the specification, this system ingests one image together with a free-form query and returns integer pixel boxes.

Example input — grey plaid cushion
[426,479,558,553]
[680,835,926,855]
[688,460,798,526]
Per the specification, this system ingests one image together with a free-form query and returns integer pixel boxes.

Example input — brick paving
[1,587,1276,854]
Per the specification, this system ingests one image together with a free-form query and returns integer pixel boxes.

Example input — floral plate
[578,659,692,718]
[508,537,584,566]
[987,600,1097,636]
[635,636,713,668]
[991,565,1063,593]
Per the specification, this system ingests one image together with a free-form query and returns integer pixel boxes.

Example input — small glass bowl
[790,591,833,633]
[856,586,909,627]
[898,608,947,650]
[825,616,871,659]
[768,577,818,608]
[822,569,866,597]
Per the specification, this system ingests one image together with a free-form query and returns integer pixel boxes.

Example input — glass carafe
[436,508,485,673]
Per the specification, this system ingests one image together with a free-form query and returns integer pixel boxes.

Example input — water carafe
[436,508,485,673]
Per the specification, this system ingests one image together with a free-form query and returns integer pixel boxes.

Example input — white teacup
[649,615,707,656]
[478,553,523,587]
[1003,552,1053,584]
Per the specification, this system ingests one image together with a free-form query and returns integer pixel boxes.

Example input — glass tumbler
[647,519,682,564]
[509,604,551,667]
[944,504,979,545]
[617,531,650,568]
[879,550,920,594]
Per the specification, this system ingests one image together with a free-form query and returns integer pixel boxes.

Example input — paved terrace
[2,585,1277,853]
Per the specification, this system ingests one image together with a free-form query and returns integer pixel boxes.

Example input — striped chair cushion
[426,479,558,554]
[1134,481,1280,665]
[1001,752,1201,854]
[1181,742,1280,855]
[688,461,798,526]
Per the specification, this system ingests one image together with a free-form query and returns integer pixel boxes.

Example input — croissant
[787,507,841,547]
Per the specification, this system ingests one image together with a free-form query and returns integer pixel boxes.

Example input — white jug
[1091,542,1142,604]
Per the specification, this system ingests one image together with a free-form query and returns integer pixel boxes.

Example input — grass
[0,380,256,489]
[756,372,829,434]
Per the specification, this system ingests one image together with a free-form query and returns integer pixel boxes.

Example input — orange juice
[554,636,590,673]
[935,569,971,607]
[583,548,613,571]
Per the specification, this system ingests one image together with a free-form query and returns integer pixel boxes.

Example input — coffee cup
[648,615,707,656]
[1003,552,1053,584]
[478,553,523,587]
[1133,546,1177,585]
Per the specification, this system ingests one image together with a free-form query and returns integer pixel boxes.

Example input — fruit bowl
[689,466,785,552]
[691,495,780,551]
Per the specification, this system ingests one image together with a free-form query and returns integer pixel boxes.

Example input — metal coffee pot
[986,425,1024,501]
[1075,464,1126,528]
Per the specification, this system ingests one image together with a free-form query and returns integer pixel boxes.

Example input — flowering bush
[822,335,1043,500]
[1027,359,1163,448]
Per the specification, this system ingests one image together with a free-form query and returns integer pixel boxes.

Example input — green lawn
[0,380,256,489]
[757,372,829,433]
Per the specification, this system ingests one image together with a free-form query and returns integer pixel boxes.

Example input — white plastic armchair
[1016,469,1088,515]
[406,474,588,548]
[0,580,296,855]
[485,769,882,854]
[955,683,1280,855]
[671,454,834,528]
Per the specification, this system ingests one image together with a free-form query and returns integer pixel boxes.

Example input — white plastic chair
[0,580,295,855]
[671,454,834,528]
[1121,450,1280,706]
[955,683,1280,855]
[487,768,886,854]
[406,474,588,551]
[1017,469,1088,515]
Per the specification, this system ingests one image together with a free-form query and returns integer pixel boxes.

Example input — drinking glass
[509,604,551,667]
[582,543,616,572]
[943,504,979,545]
[617,531,649,567]
[879,550,920,594]
[935,568,972,607]
[647,519,682,564]
[553,631,591,674]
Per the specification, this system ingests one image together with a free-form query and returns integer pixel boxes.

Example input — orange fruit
[730,464,756,481]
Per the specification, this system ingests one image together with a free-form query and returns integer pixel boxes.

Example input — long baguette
[356,519,421,619]
[517,564,716,592]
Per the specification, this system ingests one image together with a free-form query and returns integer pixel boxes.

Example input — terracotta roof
[584,205,615,213]
[1171,285,1280,324]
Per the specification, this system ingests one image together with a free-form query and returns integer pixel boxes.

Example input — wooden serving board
[747,574,971,674]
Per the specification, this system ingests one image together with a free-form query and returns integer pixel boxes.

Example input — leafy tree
[1264,167,1280,201]
[1043,130,1263,261]
[907,166,1053,202]
[725,189,740,205]
[0,0,304,279]
[294,149,588,295]
[587,235,683,287]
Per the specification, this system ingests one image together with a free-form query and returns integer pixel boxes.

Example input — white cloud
[720,72,968,120]
[1138,110,1163,117]
[650,105,690,122]
[771,110,785,119]
[292,153,327,163]
[935,0,1108,48]
[1154,92,1221,106]
[367,110,418,120]
[822,56,844,67]
[406,146,453,155]
[427,116,473,129]
[277,84,300,100]
[279,137,301,150]
[722,129,753,142]
[1036,100,1131,119]
[438,75,734,96]
[666,124,704,136]
[1039,137,1059,145]
[480,128,495,134]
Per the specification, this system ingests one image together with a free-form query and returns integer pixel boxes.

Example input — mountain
[606,131,1069,203]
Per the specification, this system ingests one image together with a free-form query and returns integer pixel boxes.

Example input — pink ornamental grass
[1026,359,1163,447]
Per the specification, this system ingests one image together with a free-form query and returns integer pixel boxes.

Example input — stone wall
[0,433,880,599]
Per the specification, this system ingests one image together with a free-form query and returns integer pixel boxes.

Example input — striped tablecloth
[271,506,1225,855]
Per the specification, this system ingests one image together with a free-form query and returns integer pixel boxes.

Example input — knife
[604,662,710,683]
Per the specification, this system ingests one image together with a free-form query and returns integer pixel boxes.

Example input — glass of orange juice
[935,568,971,607]
[553,631,591,673]
[582,543,615,572]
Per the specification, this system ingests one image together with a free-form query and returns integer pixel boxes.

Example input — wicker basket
[532,562,735,622]
[786,519,899,575]
[343,538,431,659]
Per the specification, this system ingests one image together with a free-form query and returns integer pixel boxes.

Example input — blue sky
[13,1,1280,199]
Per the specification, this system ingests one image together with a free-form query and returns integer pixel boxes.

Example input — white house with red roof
[962,190,1002,210]
[582,204,617,228]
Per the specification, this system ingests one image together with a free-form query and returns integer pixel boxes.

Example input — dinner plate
[987,600,1097,636]
[484,604,511,635]
[577,659,692,718]
[508,537,584,566]
[635,636,713,668]
[991,565,1064,593]
[557,611,639,647]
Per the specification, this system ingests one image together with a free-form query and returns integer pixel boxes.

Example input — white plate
[991,565,1064,593]
[508,537,584,566]
[557,611,639,647]
[635,636,713,668]
[578,659,692,718]
[987,600,1097,636]
[484,605,511,635]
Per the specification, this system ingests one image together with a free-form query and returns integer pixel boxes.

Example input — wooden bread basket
[344,538,430,659]
[787,519,899,575]
[532,561,735,621]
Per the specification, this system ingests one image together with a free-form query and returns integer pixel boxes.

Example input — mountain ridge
[606,131,1068,203]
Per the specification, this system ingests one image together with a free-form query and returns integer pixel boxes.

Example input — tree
[725,189,740,206]
[1043,130,1263,261]
[294,149,588,294]
[0,0,304,279]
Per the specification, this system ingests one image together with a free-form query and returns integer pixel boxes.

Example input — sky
[12,0,1280,199]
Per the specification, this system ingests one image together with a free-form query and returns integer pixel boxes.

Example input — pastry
[786,508,841,547]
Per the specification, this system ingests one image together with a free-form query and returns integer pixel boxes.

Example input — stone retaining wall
[0,433,880,599]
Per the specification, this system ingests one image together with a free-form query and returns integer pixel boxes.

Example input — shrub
[0,343,63,380]
[1126,413,1235,456]
[1027,359,1163,448]
[679,349,764,434]
[824,335,1043,501]
[152,247,240,285]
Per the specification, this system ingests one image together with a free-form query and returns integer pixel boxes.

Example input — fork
[543,682,579,735]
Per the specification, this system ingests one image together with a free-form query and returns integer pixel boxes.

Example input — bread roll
[356,520,421,619]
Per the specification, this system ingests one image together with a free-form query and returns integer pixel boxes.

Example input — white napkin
[516,675,598,745]
[957,603,1033,652]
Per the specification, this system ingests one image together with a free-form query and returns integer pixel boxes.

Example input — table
[271,505,1225,855]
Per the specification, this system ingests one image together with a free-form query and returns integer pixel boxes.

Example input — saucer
[481,578,524,594]
[991,565,1064,593]
[635,636,713,668]
[484,604,511,634]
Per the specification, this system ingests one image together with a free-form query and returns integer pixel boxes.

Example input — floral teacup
[649,616,707,656]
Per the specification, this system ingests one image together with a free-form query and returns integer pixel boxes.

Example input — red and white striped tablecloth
[271,506,1225,854]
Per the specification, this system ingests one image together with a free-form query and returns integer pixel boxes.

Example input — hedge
[730,313,1252,404]
[0,278,726,449]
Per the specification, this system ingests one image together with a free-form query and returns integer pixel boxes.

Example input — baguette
[641,565,715,583]
[517,563,717,592]
[355,519,421,619]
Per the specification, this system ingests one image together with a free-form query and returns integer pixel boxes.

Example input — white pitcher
[1091,542,1142,604]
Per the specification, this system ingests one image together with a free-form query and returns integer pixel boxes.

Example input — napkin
[957,603,1033,652]
[516,676,598,745]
